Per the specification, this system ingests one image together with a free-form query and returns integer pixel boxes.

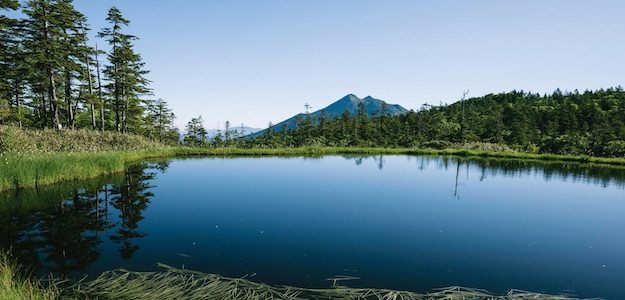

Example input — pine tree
[184,116,207,146]
[147,98,175,143]
[99,7,151,134]
[0,0,25,127]
[23,0,65,130]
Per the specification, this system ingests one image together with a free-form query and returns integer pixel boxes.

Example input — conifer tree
[99,7,150,133]
[23,0,65,130]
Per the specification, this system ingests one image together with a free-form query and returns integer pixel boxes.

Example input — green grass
[0,253,59,300]
[1,146,625,192]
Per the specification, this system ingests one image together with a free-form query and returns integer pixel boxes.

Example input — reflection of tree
[440,156,625,188]
[0,208,43,270]
[38,190,108,275]
[0,160,164,276]
[108,163,159,260]
[343,155,385,169]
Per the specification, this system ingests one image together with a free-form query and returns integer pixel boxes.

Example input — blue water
[2,156,624,298]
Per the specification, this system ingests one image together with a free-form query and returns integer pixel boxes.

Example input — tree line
[195,88,625,157]
[0,0,178,143]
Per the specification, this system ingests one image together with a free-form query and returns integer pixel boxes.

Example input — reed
[0,253,59,300]
[65,263,594,300]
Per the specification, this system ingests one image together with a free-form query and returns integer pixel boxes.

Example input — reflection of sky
[134,156,625,298]
[6,156,625,299]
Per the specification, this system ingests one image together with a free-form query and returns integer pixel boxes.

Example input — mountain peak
[338,94,361,103]
[245,94,408,138]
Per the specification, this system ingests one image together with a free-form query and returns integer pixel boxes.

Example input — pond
[1,155,625,299]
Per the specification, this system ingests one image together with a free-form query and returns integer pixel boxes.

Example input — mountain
[247,94,407,138]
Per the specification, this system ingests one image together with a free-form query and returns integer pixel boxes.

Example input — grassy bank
[1,146,625,192]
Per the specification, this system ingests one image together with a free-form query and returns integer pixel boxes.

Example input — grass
[0,253,59,300]
[0,258,592,299]
[1,146,625,192]
[63,263,592,300]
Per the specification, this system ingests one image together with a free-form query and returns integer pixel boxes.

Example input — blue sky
[69,0,625,129]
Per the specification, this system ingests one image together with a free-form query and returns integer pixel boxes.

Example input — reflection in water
[0,161,168,277]
[343,155,625,189]
[0,155,623,284]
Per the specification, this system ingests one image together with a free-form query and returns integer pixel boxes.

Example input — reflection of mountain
[0,161,166,277]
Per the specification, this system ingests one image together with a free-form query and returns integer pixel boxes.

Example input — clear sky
[70,0,625,129]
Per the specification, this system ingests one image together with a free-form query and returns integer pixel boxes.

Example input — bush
[459,142,514,152]
[418,140,453,150]
[605,140,625,157]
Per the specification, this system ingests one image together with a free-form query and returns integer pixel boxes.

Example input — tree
[224,120,231,141]
[146,98,175,143]
[99,7,150,133]
[23,0,66,130]
[184,116,207,146]
[0,0,25,127]
[56,0,89,129]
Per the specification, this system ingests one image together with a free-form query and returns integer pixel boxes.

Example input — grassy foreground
[2,146,625,192]
[0,255,590,300]
[0,254,58,300]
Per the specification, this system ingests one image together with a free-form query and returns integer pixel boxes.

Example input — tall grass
[0,253,58,300]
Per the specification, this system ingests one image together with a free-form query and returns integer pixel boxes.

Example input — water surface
[1,156,624,299]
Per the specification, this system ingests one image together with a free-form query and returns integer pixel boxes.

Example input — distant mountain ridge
[247,94,407,138]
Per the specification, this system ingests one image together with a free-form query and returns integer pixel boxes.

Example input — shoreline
[1,147,624,192]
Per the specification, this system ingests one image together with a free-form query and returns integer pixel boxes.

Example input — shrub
[605,140,625,157]
[418,140,453,150]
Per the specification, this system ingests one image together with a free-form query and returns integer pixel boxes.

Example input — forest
[227,88,625,157]
[0,0,179,143]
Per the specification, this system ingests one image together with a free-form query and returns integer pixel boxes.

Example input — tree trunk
[85,48,96,129]
[158,106,163,143]
[64,67,74,129]
[112,31,120,132]
[121,85,127,133]
[48,70,60,130]
[95,44,105,131]
[40,90,47,128]
[14,83,21,128]
[43,18,59,130]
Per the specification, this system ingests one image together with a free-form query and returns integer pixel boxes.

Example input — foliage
[0,1,178,142]
[183,116,207,146]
